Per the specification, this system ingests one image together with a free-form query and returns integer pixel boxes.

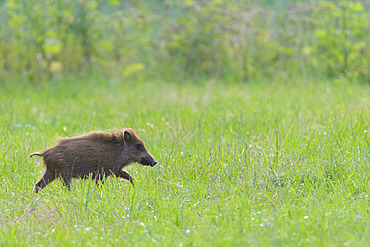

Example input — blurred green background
[1,0,369,84]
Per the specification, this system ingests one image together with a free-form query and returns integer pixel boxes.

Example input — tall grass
[0,77,368,245]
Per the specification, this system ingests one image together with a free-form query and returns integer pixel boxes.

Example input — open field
[0,78,368,246]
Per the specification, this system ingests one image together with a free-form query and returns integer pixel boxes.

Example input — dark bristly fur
[30,128,157,193]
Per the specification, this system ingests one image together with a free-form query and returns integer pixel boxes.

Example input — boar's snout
[140,157,157,167]
[151,161,158,167]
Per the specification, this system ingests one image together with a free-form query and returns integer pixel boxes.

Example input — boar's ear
[123,130,132,145]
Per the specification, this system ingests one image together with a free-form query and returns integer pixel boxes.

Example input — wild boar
[29,128,157,193]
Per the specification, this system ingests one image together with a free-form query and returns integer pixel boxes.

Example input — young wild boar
[29,128,157,193]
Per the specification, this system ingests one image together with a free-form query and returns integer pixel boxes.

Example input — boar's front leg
[115,170,135,186]
[95,173,107,186]
[35,169,56,193]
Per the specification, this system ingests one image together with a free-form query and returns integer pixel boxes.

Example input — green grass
[0,78,369,246]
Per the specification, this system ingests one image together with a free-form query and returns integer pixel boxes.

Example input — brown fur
[30,128,157,193]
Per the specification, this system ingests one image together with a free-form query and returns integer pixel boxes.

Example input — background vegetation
[0,0,369,246]
[0,0,369,83]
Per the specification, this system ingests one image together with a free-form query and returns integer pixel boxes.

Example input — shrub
[0,0,368,83]
[299,0,369,80]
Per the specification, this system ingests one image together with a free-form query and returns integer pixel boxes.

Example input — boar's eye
[135,144,144,151]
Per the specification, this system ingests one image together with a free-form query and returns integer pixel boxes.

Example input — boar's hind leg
[60,176,71,190]
[35,169,55,193]
[115,170,135,186]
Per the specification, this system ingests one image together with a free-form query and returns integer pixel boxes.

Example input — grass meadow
[0,78,369,246]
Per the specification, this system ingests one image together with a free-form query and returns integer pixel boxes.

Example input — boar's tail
[29,152,42,159]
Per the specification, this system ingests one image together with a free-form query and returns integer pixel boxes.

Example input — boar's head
[122,129,157,167]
